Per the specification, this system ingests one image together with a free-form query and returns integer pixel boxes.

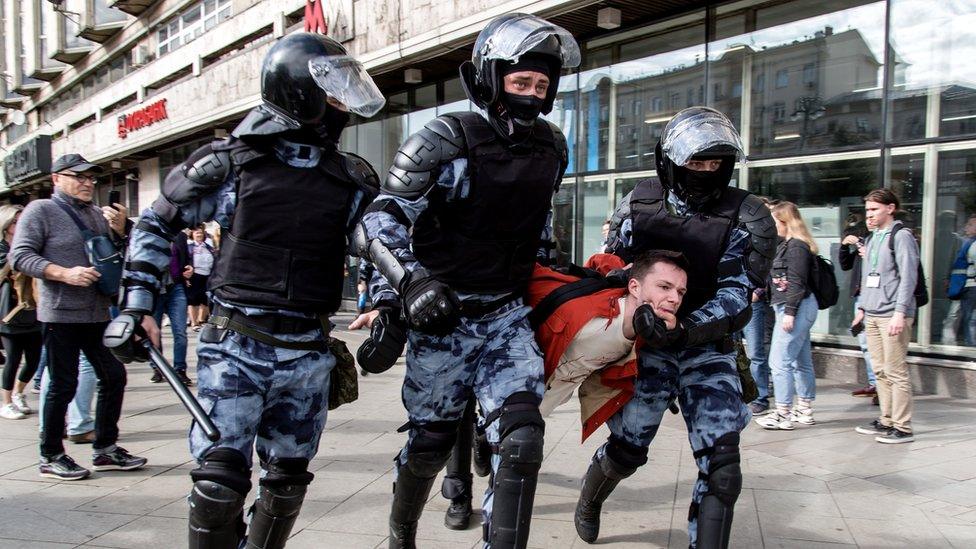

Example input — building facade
[2,0,975,389]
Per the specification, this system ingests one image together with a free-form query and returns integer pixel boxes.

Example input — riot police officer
[573,107,776,548]
[104,33,385,549]
[354,13,578,549]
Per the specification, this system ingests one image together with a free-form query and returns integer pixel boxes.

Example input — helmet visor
[480,15,581,69]
[661,109,744,167]
[308,55,386,118]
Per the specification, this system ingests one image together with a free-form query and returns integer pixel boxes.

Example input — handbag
[52,197,123,297]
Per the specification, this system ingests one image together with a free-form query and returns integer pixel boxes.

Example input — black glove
[400,272,461,336]
[633,304,670,348]
[103,313,149,364]
[356,307,407,374]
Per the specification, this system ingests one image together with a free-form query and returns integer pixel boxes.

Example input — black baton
[138,333,221,442]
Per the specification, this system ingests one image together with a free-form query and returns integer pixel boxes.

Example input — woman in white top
[186,226,215,330]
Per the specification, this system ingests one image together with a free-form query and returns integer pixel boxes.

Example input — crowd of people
[744,189,926,444]
[1,13,971,549]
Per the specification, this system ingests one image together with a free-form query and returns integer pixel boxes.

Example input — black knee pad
[189,480,246,530]
[406,421,459,478]
[190,447,253,496]
[604,435,649,474]
[496,393,545,475]
[705,433,742,506]
[495,391,545,440]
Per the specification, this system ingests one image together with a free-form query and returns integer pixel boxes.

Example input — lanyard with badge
[866,229,890,288]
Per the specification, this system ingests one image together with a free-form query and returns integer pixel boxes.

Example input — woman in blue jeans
[757,201,820,430]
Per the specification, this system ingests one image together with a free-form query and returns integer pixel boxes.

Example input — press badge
[866,272,881,288]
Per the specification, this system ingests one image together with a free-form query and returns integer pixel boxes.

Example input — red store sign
[118,99,169,139]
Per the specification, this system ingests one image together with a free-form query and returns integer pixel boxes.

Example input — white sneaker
[0,403,26,420]
[755,412,794,430]
[11,393,31,414]
[791,407,815,425]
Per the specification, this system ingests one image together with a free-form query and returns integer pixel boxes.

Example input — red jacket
[526,254,639,441]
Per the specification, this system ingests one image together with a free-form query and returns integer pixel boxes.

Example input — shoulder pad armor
[162,142,232,206]
[339,151,380,200]
[738,193,777,287]
[383,115,466,199]
[546,121,569,171]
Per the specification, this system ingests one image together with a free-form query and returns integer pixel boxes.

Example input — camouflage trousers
[398,298,544,544]
[189,329,335,469]
[606,344,750,547]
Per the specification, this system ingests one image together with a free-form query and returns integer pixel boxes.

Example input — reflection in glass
[711,1,886,156]
[552,182,576,267]
[932,150,976,347]
[581,180,610,261]
[889,1,976,141]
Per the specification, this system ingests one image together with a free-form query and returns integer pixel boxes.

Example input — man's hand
[888,312,906,337]
[183,265,193,280]
[852,308,865,328]
[841,234,860,246]
[633,304,670,348]
[102,203,128,237]
[781,314,795,333]
[349,309,381,330]
[57,266,101,287]
[401,274,461,336]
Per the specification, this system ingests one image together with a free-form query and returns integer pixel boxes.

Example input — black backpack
[808,254,840,310]
[887,224,929,308]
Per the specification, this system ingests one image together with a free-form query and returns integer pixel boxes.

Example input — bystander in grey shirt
[10,189,115,323]
[858,221,919,318]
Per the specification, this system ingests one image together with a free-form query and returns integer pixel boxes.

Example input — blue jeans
[769,295,818,406]
[853,298,876,386]
[152,283,189,372]
[39,352,96,435]
[743,301,773,403]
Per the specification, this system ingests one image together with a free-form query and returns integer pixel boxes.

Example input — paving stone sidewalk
[1,313,975,548]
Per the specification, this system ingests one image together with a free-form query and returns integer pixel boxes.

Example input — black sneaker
[854,419,889,435]
[876,428,914,444]
[92,447,148,471]
[39,454,91,481]
[150,370,163,383]
[176,370,193,386]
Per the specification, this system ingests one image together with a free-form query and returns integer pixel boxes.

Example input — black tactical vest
[208,141,356,313]
[412,113,562,293]
[629,179,749,316]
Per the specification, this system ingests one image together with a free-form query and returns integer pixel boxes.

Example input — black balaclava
[672,157,736,207]
[492,53,553,140]
[281,104,350,146]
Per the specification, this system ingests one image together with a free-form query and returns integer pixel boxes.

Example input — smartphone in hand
[108,190,121,209]
[850,321,865,337]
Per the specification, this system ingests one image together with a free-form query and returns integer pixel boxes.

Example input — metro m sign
[304,0,327,34]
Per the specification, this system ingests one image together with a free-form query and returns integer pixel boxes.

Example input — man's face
[502,71,550,99]
[629,261,688,325]
[52,172,96,202]
[864,200,895,229]
[684,159,723,172]
[964,217,976,238]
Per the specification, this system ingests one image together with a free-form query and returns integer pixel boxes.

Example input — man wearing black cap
[354,13,578,548]
[11,153,146,481]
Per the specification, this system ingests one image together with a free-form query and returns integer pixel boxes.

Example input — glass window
[552,182,576,267]
[889,1,976,142]
[931,149,976,348]
[610,16,706,172]
[577,76,611,172]
[751,157,880,337]
[710,1,886,157]
[408,85,437,134]
[580,180,611,261]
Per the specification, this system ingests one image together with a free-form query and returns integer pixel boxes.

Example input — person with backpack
[840,214,878,400]
[852,189,921,444]
[949,215,976,346]
[756,201,820,431]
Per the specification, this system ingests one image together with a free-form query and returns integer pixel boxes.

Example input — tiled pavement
[1,313,975,548]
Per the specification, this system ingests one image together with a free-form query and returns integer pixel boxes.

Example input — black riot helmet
[654,107,744,208]
[256,32,385,140]
[460,14,580,133]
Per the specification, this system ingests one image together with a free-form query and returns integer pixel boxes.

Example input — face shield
[308,55,386,118]
[661,108,743,167]
[478,15,581,69]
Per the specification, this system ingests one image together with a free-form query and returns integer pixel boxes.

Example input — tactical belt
[209,304,327,351]
[459,294,518,319]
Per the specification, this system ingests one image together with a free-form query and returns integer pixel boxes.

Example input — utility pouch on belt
[327,337,358,410]
[734,338,758,404]
[199,323,230,344]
